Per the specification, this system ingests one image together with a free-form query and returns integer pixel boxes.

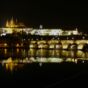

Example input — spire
[10,17,15,27]
[5,17,25,28]
[39,24,43,29]
[6,20,9,27]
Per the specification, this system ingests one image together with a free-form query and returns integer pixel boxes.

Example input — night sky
[0,0,88,31]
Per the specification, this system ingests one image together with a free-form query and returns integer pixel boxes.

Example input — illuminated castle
[2,17,25,34]
[0,17,80,36]
[6,17,25,28]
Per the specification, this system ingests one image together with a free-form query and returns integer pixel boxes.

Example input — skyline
[0,1,88,86]
[0,1,88,31]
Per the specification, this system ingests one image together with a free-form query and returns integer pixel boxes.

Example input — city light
[0,18,88,68]
[6,17,25,28]
[0,18,81,36]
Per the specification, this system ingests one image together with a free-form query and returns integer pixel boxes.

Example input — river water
[0,48,88,87]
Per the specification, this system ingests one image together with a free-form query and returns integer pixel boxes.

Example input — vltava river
[0,48,88,71]
[0,48,88,87]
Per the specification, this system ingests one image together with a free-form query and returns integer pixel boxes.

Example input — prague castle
[0,18,80,36]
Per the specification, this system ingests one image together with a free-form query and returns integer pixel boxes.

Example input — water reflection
[1,57,24,71]
[0,48,88,59]
[0,48,88,71]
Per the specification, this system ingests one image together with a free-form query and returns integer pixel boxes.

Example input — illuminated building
[0,18,80,36]
[0,17,25,34]
[6,17,25,28]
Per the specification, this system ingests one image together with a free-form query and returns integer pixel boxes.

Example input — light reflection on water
[0,48,88,71]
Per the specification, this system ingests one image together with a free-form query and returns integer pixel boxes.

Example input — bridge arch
[82,43,88,51]
[55,42,62,49]
[67,43,78,50]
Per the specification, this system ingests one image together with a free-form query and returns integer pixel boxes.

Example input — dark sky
[0,0,88,31]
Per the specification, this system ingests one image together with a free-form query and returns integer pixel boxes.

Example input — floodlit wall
[0,28,79,36]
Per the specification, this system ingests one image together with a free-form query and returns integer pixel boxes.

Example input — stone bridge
[0,39,88,50]
[28,39,88,50]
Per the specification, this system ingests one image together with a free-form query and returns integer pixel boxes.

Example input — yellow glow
[48,58,63,63]
[6,18,17,28]
[68,31,72,35]
[36,57,47,62]
[56,45,62,48]
[5,28,13,34]
[77,44,84,49]
[49,29,63,35]
[49,44,55,49]
[74,59,77,63]
[2,58,25,71]
[16,48,20,53]
[73,30,78,35]
[66,58,75,62]
[30,57,35,62]
[62,50,69,57]
[4,43,7,47]
[6,17,25,28]
[66,58,71,62]
[37,40,46,44]
[38,44,48,49]
[16,43,19,47]
[2,57,18,71]
[4,49,7,54]
[30,44,37,48]
[21,43,23,47]
[5,63,18,71]
[62,44,68,49]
